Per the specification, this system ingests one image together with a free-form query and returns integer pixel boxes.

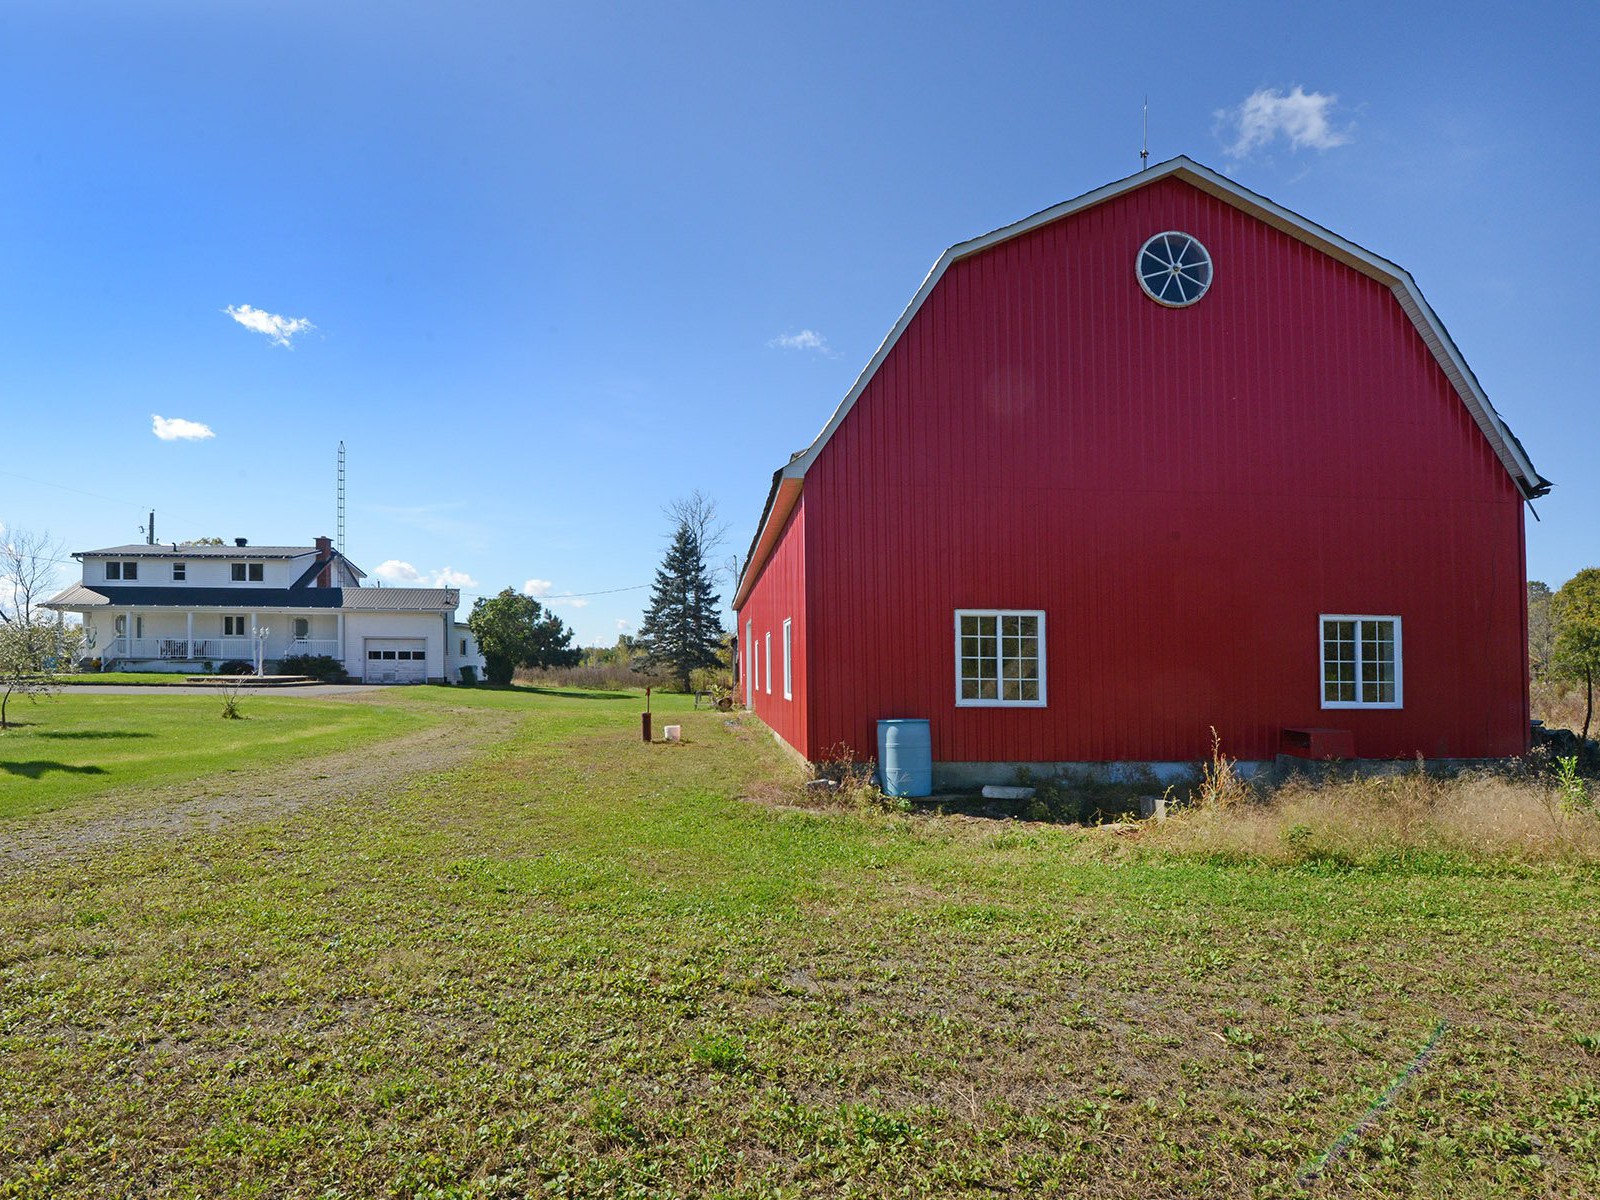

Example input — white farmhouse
[43,535,483,684]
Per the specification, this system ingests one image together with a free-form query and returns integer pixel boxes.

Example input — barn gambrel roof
[735,155,1550,609]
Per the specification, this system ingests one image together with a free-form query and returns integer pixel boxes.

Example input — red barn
[733,157,1548,783]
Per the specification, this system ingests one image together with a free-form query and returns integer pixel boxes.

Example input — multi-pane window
[231,562,264,582]
[172,562,186,581]
[765,632,772,695]
[105,560,137,580]
[955,610,1046,706]
[1321,615,1402,708]
[224,616,247,636]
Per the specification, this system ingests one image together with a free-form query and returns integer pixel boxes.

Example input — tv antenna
[336,441,346,554]
[1140,96,1149,170]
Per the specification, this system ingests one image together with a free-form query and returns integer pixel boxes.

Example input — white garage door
[364,638,428,684]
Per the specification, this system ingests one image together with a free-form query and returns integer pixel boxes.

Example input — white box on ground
[982,785,1035,800]
[664,725,682,742]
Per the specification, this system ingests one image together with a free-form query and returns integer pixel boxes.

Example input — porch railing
[98,637,341,663]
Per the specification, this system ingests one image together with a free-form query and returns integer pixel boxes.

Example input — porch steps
[181,675,319,688]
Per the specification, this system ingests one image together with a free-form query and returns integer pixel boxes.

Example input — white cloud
[1218,86,1352,158]
[768,329,832,354]
[551,596,590,609]
[375,560,478,588]
[615,618,630,632]
[225,303,315,348]
[523,578,553,596]
[374,559,423,583]
[151,414,215,441]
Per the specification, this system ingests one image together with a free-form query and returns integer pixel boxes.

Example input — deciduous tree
[467,588,580,685]
[1553,568,1600,743]
[1528,580,1556,681]
[0,526,83,729]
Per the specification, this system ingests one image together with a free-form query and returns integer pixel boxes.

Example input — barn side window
[782,618,792,700]
[1320,615,1402,708]
[955,610,1046,707]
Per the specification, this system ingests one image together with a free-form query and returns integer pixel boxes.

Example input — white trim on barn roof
[734,155,1548,610]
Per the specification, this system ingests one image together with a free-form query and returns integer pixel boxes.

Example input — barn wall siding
[740,494,808,754]
[799,176,1527,766]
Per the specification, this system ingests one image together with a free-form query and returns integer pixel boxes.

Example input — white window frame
[747,620,756,701]
[782,618,792,700]
[954,609,1047,708]
[224,615,247,636]
[1319,614,1403,710]
[172,562,186,581]
[106,560,137,580]
[765,631,772,695]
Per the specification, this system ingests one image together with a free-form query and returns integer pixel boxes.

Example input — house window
[232,562,264,582]
[114,615,126,635]
[460,638,467,655]
[172,562,186,581]
[224,616,247,636]
[106,560,137,580]
[955,610,1046,706]
[1320,616,1402,708]
[292,618,309,639]
[782,618,792,700]
[765,632,772,695]
[745,620,753,706]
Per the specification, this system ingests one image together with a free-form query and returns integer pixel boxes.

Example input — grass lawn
[0,688,1595,1197]
[58,673,205,685]
[0,691,447,819]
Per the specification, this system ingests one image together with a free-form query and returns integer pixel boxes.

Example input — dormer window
[173,562,186,581]
[105,560,137,580]
[231,562,264,582]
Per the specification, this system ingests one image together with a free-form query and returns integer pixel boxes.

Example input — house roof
[78,544,312,558]
[42,584,458,612]
[340,587,460,611]
[733,155,1551,609]
[75,541,369,581]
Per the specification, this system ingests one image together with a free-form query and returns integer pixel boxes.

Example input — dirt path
[0,702,523,872]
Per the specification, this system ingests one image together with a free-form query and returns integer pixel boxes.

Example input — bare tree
[1,526,67,628]
[664,490,728,558]
[0,525,82,729]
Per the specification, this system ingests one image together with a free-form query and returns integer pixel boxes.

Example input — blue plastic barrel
[877,718,932,798]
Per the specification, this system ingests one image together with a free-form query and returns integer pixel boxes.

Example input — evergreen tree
[637,496,727,691]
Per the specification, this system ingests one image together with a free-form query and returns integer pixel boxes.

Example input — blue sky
[2,1,1595,644]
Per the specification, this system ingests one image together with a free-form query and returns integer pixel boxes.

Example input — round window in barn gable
[1137,231,1213,306]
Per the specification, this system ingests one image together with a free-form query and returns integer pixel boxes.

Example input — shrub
[277,654,347,682]
[217,660,254,676]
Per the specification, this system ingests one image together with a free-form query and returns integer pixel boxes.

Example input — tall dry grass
[1148,765,1600,866]
[1532,679,1590,733]
[513,663,668,690]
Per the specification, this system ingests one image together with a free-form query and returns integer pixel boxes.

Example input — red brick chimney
[314,535,334,587]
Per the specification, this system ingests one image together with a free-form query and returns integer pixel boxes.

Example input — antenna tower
[336,441,346,554]
[1140,96,1149,170]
